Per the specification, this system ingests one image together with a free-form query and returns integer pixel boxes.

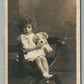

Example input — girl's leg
[41,56,49,73]
[35,57,46,74]
[35,56,53,78]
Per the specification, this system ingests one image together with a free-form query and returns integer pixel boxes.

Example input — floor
[8,60,76,84]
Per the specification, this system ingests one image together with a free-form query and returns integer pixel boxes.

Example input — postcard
[4,0,80,84]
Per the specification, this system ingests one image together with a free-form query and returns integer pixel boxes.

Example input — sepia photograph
[4,0,80,84]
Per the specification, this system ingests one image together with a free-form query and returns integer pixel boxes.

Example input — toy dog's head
[33,32,48,46]
[33,32,53,53]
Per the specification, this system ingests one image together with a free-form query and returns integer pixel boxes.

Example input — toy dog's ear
[33,35,39,44]
[41,32,48,39]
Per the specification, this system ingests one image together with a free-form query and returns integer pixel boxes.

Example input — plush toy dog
[33,32,53,53]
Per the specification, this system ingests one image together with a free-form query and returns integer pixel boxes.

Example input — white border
[4,0,8,84]
[76,0,80,84]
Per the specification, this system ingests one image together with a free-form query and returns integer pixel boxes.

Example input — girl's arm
[17,35,41,53]
[21,45,41,53]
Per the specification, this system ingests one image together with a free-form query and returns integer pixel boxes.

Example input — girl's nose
[25,27,28,30]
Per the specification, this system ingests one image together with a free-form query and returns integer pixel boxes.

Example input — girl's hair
[18,17,36,32]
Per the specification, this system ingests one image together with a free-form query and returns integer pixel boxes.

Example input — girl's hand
[36,45,42,49]
[21,45,42,53]
[37,43,43,47]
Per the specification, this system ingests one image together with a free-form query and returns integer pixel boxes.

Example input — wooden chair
[9,37,65,84]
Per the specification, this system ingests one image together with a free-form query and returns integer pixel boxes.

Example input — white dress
[17,33,46,62]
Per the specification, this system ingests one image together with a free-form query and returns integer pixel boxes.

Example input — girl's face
[23,24,33,34]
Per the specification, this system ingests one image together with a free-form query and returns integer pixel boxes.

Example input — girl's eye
[28,26,30,28]
[28,26,31,28]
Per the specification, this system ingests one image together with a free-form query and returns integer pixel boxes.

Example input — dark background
[8,0,76,84]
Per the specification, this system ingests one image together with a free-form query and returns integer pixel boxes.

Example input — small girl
[17,17,53,78]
